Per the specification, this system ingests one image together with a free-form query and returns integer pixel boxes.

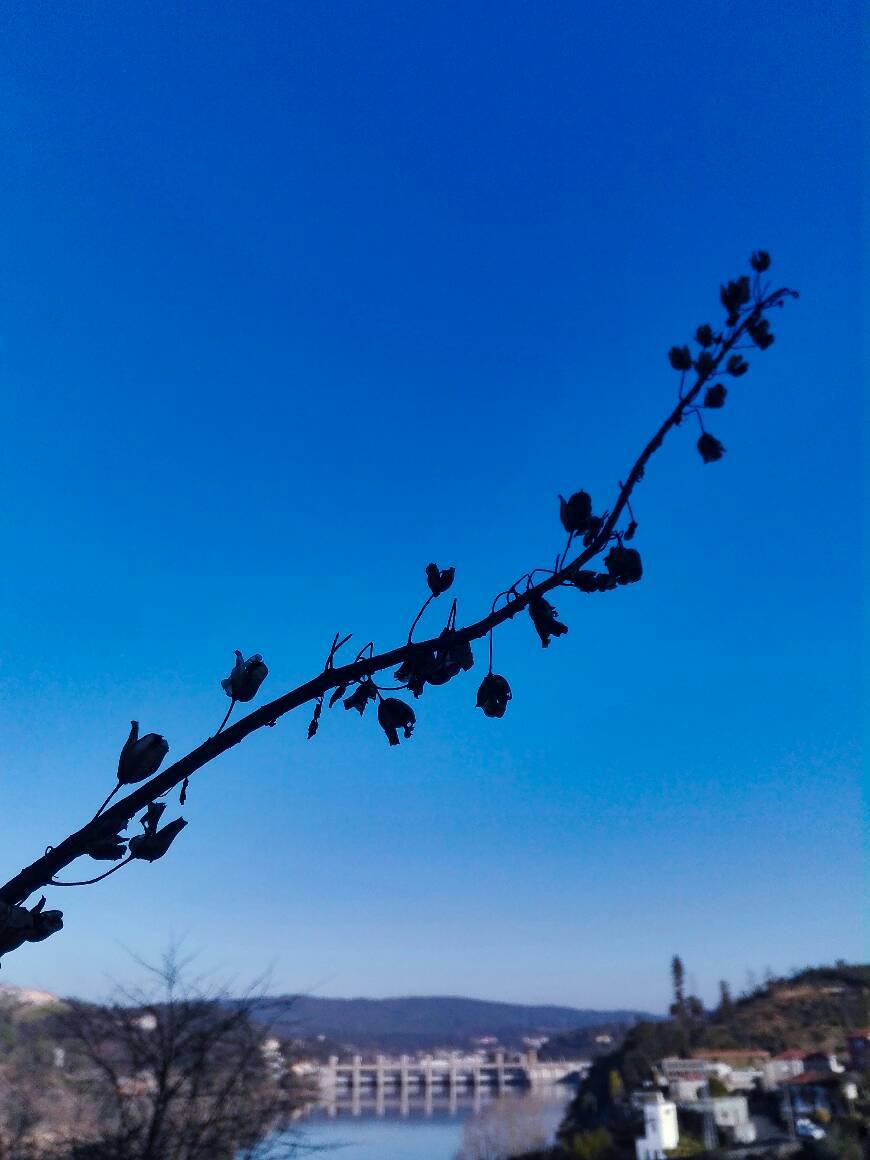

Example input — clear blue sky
[0,1,863,1012]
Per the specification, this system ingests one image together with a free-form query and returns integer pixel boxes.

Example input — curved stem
[407,594,434,643]
[93,783,121,820]
[215,701,235,737]
[50,856,133,888]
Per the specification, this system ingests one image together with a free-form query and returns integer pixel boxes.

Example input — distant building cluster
[632,1033,867,1159]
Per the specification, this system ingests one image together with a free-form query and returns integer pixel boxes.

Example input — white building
[659,1057,728,1101]
[635,1092,679,1160]
[692,1095,757,1144]
[764,1050,805,1090]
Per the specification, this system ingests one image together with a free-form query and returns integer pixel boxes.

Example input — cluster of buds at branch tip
[222,651,269,703]
[665,251,783,465]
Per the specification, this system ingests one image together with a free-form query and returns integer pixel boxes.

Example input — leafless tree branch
[0,256,797,963]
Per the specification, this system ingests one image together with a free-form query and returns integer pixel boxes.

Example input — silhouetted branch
[0,257,797,958]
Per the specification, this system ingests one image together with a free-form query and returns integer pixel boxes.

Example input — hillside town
[629,1035,867,1158]
[540,962,870,1160]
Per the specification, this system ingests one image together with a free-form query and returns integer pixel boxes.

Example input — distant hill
[249,995,654,1053]
[0,983,59,1009]
[702,962,870,1054]
[548,964,870,1066]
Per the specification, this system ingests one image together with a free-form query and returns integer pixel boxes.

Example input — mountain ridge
[250,994,657,1052]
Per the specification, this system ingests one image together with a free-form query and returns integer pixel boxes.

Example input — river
[267,1086,573,1159]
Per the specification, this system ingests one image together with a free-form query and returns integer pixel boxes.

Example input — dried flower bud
[528,594,568,648]
[395,645,437,698]
[476,673,512,719]
[221,651,268,703]
[425,563,455,597]
[428,629,474,685]
[0,902,34,956]
[343,679,378,715]
[28,906,64,943]
[570,570,599,593]
[750,250,771,272]
[697,433,725,463]
[720,276,751,323]
[726,354,749,377]
[558,490,593,534]
[668,345,693,371]
[582,516,604,547]
[604,545,643,585]
[704,384,727,408]
[694,352,715,377]
[0,898,64,953]
[117,721,169,785]
[377,697,416,746]
[747,317,774,350]
[328,684,348,709]
[129,817,188,863]
[307,698,323,739]
[695,324,715,348]
[88,836,128,861]
[624,519,638,541]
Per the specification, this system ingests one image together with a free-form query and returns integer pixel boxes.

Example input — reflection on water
[275,1086,572,1160]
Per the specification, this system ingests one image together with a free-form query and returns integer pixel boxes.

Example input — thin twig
[51,856,133,888]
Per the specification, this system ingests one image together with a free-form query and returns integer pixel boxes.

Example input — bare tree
[0,254,797,964]
[38,949,306,1160]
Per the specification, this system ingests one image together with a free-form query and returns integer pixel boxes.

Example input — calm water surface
[271,1088,572,1160]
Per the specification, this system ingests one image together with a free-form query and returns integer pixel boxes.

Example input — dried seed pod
[129,817,188,863]
[221,651,268,703]
[476,673,512,719]
[697,433,725,463]
[377,698,416,746]
[558,490,593,534]
[343,680,379,715]
[604,545,643,585]
[668,345,693,371]
[750,250,771,272]
[425,563,455,597]
[704,384,727,408]
[117,721,169,785]
[528,594,568,648]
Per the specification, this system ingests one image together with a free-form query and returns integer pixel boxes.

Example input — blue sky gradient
[0,1,863,1010]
